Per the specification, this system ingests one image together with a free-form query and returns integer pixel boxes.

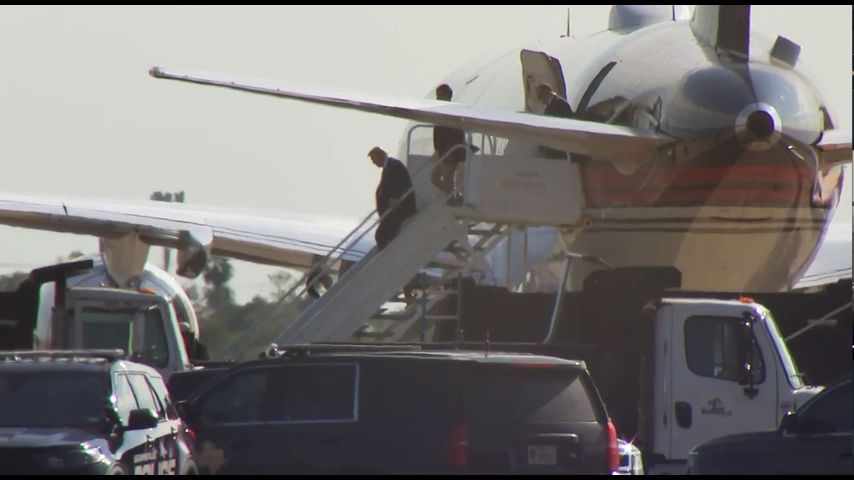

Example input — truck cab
[454,267,831,473]
[653,298,823,466]
[1,255,196,379]
[58,287,191,376]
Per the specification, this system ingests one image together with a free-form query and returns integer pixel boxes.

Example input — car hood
[0,427,98,448]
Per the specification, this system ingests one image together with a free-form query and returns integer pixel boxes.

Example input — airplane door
[668,303,778,460]
[520,50,567,113]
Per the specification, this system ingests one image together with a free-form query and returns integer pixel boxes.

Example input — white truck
[0,255,199,379]
[444,266,830,473]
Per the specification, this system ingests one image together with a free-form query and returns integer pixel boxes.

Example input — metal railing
[224,126,478,356]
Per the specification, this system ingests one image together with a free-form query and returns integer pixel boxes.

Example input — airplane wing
[817,129,853,169]
[149,67,671,164]
[0,193,373,274]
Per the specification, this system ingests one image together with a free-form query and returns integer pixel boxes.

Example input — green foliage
[192,257,306,361]
[0,270,28,291]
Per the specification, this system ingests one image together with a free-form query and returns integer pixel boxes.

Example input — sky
[0,5,850,303]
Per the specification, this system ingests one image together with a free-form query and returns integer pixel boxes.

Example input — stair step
[372,311,415,321]
[352,329,394,339]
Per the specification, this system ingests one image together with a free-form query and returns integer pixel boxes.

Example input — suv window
[149,375,179,420]
[114,374,138,424]
[261,364,358,423]
[197,364,358,425]
[199,369,267,424]
[0,371,108,428]
[128,373,164,419]
[463,367,599,423]
[372,362,456,423]
[685,316,765,383]
[798,382,853,434]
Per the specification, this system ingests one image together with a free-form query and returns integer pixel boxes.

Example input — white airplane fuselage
[404,13,844,292]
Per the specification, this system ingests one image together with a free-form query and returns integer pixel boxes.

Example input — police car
[0,350,197,474]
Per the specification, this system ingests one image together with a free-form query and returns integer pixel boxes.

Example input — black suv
[688,377,853,475]
[0,350,198,475]
[178,345,618,474]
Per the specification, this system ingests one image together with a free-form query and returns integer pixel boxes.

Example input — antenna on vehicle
[484,329,490,358]
[566,8,571,37]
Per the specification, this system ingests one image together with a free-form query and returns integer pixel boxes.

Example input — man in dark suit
[369,146,417,251]
[536,83,574,159]
[432,84,468,194]
[537,83,574,118]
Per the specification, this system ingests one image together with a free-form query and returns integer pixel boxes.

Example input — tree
[0,271,27,291]
[203,256,235,312]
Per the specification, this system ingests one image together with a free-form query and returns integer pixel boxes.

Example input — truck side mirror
[736,312,759,399]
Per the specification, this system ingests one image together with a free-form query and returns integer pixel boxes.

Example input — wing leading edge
[0,193,371,275]
[149,66,671,164]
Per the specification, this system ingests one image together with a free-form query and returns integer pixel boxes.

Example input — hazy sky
[0,5,850,302]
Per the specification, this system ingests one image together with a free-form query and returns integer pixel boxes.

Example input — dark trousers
[375,216,402,251]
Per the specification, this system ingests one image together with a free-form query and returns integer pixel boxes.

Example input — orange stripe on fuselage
[581,163,813,207]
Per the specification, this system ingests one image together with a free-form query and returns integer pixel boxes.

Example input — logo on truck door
[700,398,732,416]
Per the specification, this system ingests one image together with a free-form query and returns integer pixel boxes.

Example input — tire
[109,463,129,475]
[181,460,200,475]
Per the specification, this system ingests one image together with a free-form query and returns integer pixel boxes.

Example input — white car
[614,440,644,475]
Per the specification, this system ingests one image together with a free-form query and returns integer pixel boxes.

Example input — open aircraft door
[520,49,567,113]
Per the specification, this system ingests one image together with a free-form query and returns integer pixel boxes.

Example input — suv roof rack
[264,343,423,358]
[0,349,126,362]
[264,341,588,358]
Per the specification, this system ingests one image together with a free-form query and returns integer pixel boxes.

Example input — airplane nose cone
[736,103,782,149]
[662,63,825,146]
[745,110,775,139]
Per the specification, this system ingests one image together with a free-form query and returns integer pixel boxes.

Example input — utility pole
[149,190,186,272]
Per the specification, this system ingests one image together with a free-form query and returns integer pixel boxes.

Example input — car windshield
[0,371,109,428]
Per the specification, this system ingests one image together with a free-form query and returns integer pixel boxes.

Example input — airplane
[148,4,851,292]
[0,5,849,312]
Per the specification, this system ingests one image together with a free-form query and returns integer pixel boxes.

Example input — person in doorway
[536,83,574,159]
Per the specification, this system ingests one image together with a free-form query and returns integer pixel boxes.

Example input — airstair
[273,126,586,345]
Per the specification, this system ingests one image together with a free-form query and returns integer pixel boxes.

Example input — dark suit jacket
[375,157,416,220]
[433,125,467,164]
[540,95,574,159]
[545,94,574,118]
